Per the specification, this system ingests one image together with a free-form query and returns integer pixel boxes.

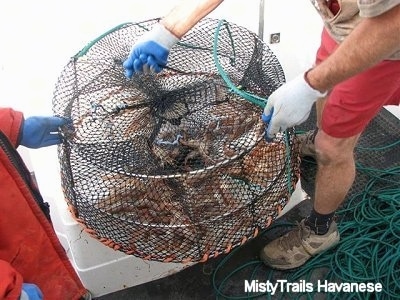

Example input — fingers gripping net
[53,18,300,263]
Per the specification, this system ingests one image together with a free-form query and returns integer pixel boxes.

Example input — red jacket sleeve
[0,260,23,300]
[0,107,24,147]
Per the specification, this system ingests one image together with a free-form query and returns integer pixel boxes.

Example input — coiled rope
[212,141,400,299]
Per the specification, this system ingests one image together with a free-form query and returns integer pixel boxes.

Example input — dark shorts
[316,28,400,138]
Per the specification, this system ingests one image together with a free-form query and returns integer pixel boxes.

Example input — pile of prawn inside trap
[52,18,300,262]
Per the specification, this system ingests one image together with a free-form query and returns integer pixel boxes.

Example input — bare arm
[307,4,400,92]
[160,0,224,38]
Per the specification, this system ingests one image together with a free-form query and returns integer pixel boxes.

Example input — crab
[150,122,182,168]
[178,130,215,168]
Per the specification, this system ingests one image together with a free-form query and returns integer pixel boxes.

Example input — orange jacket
[0,108,87,299]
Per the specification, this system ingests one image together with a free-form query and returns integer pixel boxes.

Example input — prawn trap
[53,18,300,263]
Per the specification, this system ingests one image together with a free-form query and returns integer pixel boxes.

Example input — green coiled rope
[212,149,400,299]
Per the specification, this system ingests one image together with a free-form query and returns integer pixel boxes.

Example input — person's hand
[20,283,43,300]
[262,73,327,139]
[123,23,179,77]
[21,116,70,149]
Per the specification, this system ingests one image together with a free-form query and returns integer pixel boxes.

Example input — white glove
[262,72,327,138]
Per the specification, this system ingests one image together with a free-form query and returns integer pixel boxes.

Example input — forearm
[307,4,400,92]
[160,0,224,38]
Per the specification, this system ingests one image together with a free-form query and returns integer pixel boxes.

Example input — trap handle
[213,19,268,109]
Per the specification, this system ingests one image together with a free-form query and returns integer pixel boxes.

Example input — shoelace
[279,221,312,250]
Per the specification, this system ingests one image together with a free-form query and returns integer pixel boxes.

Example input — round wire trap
[53,18,300,262]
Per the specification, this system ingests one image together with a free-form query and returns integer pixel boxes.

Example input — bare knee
[314,130,358,166]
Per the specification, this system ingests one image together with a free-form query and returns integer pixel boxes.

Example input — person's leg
[297,27,333,158]
[259,131,355,270]
[260,54,400,271]
[297,96,327,158]
[301,130,359,235]
[313,130,360,214]
[315,97,326,129]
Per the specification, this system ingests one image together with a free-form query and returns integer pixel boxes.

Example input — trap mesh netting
[52,18,300,263]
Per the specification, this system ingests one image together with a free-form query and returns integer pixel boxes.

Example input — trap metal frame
[53,18,300,263]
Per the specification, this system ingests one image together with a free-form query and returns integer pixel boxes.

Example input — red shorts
[316,29,400,138]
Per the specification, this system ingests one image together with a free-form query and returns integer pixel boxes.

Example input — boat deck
[98,107,400,299]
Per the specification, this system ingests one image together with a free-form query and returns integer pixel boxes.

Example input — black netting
[53,18,300,262]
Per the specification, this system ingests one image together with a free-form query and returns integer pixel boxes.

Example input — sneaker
[297,129,317,158]
[259,220,340,270]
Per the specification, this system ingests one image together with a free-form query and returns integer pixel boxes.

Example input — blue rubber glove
[123,23,179,77]
[20,283,43,300]
[21,116,70,149]
[261,107,274,142]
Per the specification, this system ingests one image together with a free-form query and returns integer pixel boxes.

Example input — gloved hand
[123,23,179,77]
[21,116,70,149]
[20,283,43,300]
[262,72,327,139]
